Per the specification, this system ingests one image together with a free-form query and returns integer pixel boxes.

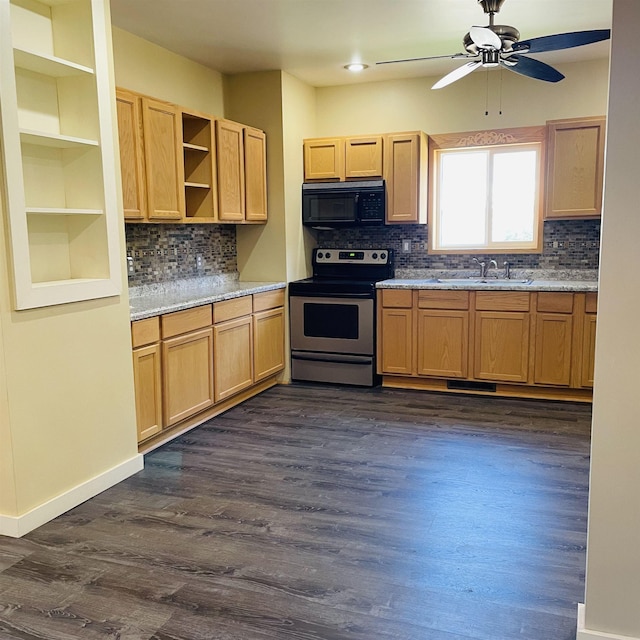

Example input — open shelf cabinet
[182,109,217,221]
[0,0,121,309]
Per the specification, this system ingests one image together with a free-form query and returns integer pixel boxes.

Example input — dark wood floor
[0,384,592,640]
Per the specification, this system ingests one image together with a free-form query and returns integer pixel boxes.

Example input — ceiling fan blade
[512,29,611,54]
[432,60,483,90]
[470,26,502,50]
[376,53,472,65]
[501,54,565,83]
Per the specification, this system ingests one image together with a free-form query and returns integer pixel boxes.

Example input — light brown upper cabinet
[384,132,428,224]
[345,136,383,179]
[304,138,345,181]
[116,90,146,220]
[216,119,268,223]
[116,90,267,224]
[303,136,383,181]
[141,98,185,221]
[545,116,606,219]
[244,127,268,222]
[116,89,184,221]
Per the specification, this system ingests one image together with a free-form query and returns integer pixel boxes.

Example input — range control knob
[380,252,387,261]
[325,252,331,259]
[317,252,323,259]
[372,252,378,260]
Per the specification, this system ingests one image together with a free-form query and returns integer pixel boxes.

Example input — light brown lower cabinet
[253,307,285,382]
[131,289,285,445]
[377,290,413,375]
[213,315,254,402]
[377,289,597,401]
[132,343,163,442]
[474,311,530,383]
[131,317,163,441]
[162,328,215,427]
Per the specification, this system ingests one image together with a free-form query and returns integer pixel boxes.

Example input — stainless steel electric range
[289,248,394,387]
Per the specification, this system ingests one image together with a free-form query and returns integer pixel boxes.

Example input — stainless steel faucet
[503,261,511,279]
[488,259,498,278]
[472,257,486,278]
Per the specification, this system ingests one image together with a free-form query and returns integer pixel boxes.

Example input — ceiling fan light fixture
[344,63,368,72]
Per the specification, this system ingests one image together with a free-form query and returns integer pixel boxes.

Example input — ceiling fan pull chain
[485,70,490,115]
[499,68,503,115]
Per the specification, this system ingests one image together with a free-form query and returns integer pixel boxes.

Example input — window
[429,128,545,254]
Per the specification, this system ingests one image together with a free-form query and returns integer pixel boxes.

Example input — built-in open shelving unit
[0,0,121,309]
[182,109,217,221]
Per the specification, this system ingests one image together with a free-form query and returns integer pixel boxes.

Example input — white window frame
[428,127,546,255]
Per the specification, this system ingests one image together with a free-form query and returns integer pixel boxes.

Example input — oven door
[289,294,374,355]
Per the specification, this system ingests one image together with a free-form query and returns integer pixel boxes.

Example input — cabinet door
[213,315,253,401]
[253,307,285,381]
[546,117,606,219]
[581,314,597,387]
[116,90,146,220]
[474,312,530,383]
[534,313,573,386]
[345,136,383,179]
[142,98,184,220]
[417,310,469,378]
[384,132,426,224]
[303,138,344,181]
[379,308,413,375]
[216,119,245,221]
[244,127,268,222]
[162,328,214,426]
[132,343,163,442]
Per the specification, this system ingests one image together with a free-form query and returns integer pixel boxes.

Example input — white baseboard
[577,604,640,640]
[0,454,144,538]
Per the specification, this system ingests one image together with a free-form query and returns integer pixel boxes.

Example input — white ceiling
[109,0,613,87]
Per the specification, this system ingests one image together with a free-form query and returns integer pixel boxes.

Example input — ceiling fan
[377,0,611,89]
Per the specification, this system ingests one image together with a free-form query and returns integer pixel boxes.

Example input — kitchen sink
[434,278,533,285]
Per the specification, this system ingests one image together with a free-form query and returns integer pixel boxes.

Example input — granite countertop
[129,275,286,321]
[377,268,598,292]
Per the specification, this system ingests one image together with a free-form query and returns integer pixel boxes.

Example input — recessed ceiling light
[344,63,368,72]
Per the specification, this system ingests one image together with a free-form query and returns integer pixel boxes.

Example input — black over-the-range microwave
[302,180,385,229]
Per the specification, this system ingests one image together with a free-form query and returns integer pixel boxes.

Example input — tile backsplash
[126,223,237,286]
[126,218,599,286]
[315,219,600,271]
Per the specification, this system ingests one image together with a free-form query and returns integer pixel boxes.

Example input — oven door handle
[289,291,374,299]
[291,353,372,365]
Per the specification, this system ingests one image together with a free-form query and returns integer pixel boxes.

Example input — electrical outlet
[402,239,411,253]
[126,256,134,274]
[196,254,204,271]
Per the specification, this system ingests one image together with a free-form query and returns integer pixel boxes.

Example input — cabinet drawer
[214,295,252,323]
[131,316,160,348]
[585,293,598,313]
[380,289,412,308]
[537,292,574,314]
[418,290,469,310]
[161,305,212,338]
[253,289,285,313]
[475,291,530,311]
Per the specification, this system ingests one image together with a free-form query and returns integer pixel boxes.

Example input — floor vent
[447,380,497,392]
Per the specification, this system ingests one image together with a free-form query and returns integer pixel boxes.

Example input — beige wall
[315,58,609,136]
[0,3,138,524]
[112,27,225,115]
[224,71,288,282]
[580,1,640,638]
[281,72,316,282]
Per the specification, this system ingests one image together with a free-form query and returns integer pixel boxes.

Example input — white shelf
[20,129,99,148]
[184,181,211,189]
[26,207,104,215]
[183,142,209,152]
[13,48,94,78]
